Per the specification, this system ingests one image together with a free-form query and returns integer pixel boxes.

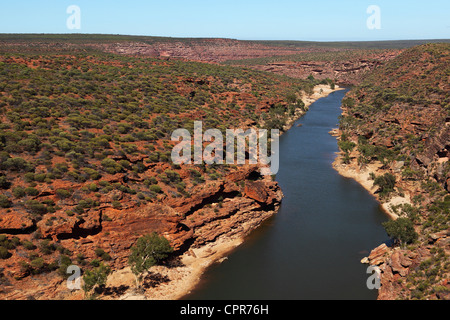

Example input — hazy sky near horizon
[0,0,449,41]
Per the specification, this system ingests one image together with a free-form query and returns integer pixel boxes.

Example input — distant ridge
[0,33,449,49]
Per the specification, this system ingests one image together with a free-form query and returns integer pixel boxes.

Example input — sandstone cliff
[248,50,401,86]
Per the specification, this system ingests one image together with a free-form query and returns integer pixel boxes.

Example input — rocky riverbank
[333,145,449,300]
[332,140,410,220]
[332,43,450,300]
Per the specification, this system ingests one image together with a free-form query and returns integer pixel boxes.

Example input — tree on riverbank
[337,134,356,164]
[128,233,173,288]
[373,173,396,198]
[383,218,418,246]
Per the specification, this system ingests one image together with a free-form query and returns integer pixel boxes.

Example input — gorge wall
[334,43,450,300]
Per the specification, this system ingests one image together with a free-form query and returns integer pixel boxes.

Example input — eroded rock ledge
[0,165,282,300]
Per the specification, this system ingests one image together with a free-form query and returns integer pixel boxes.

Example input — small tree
[0,195,11,208]
[338,136,356,164]
[0,175,11,189]
[0,247,11,259]
[373,173,396,197]
[82,263,111,299]
[128,232,173,288]
[383,218,418,246]
[338,140,356,154]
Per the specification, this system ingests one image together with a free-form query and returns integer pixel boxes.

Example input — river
[185,89,390,300]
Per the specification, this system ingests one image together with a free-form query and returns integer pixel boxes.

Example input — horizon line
[0,32,449,43]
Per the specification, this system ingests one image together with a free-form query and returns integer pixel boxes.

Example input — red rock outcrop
[0,165,282,299]
[250,51,402,85]
[0,211,34,234]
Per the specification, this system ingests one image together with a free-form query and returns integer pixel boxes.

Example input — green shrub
[338,140,356,154]
[149,185,162,194]
[90,259,101,267]
[22,240,37,250]
[0,194,11,208]
[95,248,111,261]
[24,187,39,196]
[373,173,396,197]
[12,186,26,198]
[39,239,56,255]
[0,235,20,249]
[24,172,35,183]
[30,257,46,273]
[83,168,102,180]
[101,158,123,174]
[383,217,418,246]
[34,173,46,182]
[112,201,122,209]
[57,255,73,278]
[0,246,11,259]
[1,157,34,172]
[56,188,72,199]
[0,175,11,189]
[342,153,351,164]
[25,200,48,215]
[82,263,111,296]
[164,170,181,183]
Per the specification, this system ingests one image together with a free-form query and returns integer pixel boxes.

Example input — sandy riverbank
[106,84,346,301]
[303,84,345,108]
[332,149,412,221]
[283,84,345,132]
[328,86,412,220]
[109,235,245,300]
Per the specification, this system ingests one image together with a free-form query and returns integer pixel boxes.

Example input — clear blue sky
[0,0,449,41]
